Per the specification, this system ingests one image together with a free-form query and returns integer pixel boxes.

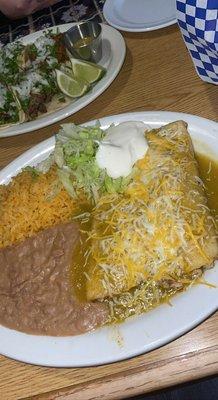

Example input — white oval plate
[103,0,177,32]
[0,23,125,138]
[0,111,217,367]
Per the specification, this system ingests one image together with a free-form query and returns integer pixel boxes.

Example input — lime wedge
[56,70,89,98]
[70,58,106,84]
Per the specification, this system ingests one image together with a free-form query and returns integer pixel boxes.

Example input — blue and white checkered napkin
[176,0,218,84]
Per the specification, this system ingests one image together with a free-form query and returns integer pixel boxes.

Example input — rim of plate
[0,111,217,368]
[0,23,126,138]
[103,0,177,32]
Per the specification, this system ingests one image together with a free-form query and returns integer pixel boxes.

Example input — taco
[0,84,25,129]
[10,32,70,121]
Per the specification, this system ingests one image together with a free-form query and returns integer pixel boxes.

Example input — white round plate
[0,111,217,367]
[103,0,177,32]
[0,23,125,138]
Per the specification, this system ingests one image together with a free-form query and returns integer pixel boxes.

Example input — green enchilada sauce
[70,154,218,323]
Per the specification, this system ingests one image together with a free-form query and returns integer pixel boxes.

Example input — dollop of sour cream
[96,121,149,179]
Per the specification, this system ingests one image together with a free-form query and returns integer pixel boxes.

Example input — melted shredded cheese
[85,122,218,312]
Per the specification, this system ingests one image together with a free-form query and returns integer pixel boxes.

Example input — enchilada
[86,121,218,301]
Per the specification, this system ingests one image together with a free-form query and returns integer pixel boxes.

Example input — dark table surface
[0,0,105,45]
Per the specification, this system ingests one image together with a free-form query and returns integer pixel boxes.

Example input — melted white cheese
[96,121,149,179]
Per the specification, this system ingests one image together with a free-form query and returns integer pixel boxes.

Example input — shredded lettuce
[22,165,40,178]
[22,123,135,202]
[57,169,76,198]
[35,154,54,173]
[53,123,135,202]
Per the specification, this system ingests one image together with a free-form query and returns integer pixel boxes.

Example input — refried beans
[0,222,108,336]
